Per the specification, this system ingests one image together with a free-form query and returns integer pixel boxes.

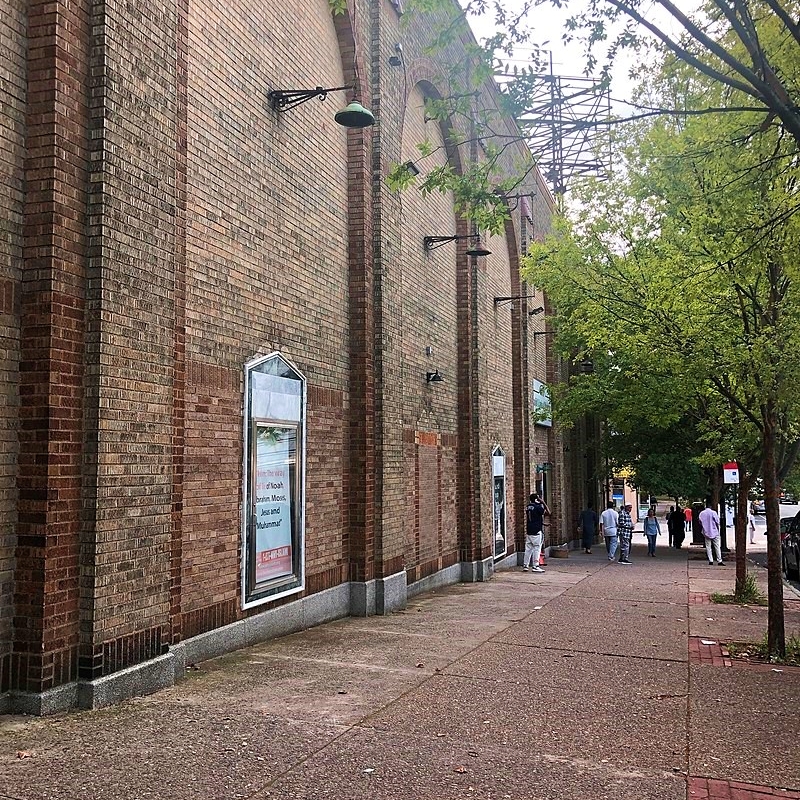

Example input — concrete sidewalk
[1,542,799,800]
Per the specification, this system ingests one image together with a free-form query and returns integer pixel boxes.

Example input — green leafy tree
[611,421,710,502]
[523,55,800,654]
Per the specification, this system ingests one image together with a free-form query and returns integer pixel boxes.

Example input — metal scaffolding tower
[504,57,613,196]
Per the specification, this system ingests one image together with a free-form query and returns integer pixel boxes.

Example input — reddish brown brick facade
[0,0,580,710]
[0,0,26,695]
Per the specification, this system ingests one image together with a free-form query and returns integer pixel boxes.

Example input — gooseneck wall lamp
[267,85,375,128]
[423,235,491,258]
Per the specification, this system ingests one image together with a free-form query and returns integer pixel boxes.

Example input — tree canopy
[521,26,800,652]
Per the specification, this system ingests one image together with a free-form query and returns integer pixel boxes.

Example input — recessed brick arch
[401,63,467,179]
[397,67,487,569]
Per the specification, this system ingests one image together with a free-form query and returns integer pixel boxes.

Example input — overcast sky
[464,0,690,106]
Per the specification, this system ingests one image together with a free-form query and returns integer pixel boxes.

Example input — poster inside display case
[252,424,296,585]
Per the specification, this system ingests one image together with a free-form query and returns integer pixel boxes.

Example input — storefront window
[242,353,305,608]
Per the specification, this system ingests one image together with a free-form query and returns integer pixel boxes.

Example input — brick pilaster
[506,218,530,551]
[334,5,376,584]
[14,0,92,692]
[170,0,189,645]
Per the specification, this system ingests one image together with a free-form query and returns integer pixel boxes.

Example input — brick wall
[0,0,25,691]
[181,362,240,616]
[181,0,352,620]
[3,0,559,700]
[480,231,516,554]
[13,0,92,691]
[370,0,416,580]
[523,183,559,544]
[305,387,347,584]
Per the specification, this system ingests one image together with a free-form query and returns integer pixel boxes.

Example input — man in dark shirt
[523,493,550,573]
[578,502,598,553]
[669,506,685,549]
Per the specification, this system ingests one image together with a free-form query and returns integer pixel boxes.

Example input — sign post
[721,461,740,553]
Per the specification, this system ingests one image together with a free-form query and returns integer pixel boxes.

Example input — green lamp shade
[334,101,375,128]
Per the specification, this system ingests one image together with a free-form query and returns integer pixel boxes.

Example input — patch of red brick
[690,592,711,605]
[784,598,800,612]
[688,636,732,667]
[688,776,800,799]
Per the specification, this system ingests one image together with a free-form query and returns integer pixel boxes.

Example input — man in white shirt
[698,498,724,566]
[599,501,619,562]
[748,511,757,544]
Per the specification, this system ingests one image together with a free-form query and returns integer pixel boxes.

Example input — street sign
[723,461,739,484]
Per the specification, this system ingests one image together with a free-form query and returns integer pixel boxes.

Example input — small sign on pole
[723,461,739,484]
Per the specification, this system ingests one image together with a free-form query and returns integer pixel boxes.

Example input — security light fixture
[267,86,375,128]
[389,42,404,67]
[426,370,444,384]
[423,235,491,258]
[529,306,545,316]
[403,160,421,176]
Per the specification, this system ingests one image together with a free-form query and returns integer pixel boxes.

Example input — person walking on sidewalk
[748,509,757,544]
[666,505,674,547]
[670,505,685,549]
[523,493,549,573]
[684,505,693,535]
[617,503,634,564]
[600,501,619,561]
[643,507,661,556]
[578,502,598,554]
[699,497,724,565]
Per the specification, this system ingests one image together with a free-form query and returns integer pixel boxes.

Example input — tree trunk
[762,411,785,657]
[736,475,753,597]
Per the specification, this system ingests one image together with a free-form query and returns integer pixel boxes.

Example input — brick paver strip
[689,777,800,799]
[688,636,732,667]
[689,592,712,604]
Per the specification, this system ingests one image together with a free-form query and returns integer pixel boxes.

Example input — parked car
[781,491,797,504]
[752,499,766,514]
[782,514,800,580]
